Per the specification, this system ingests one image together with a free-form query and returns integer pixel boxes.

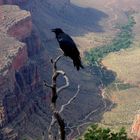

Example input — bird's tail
[73,56,84,71]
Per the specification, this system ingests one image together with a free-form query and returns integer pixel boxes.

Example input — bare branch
[56,70,65,75]
[52,54,64,70]
[56,70,70,94]
[54,54,64,64]
[50,55,64,106]
[59,85,80,114]
[44,80,53,88]
[45,54,80,140]
[54,112,65,140]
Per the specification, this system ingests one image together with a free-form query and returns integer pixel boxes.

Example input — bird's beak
[51,29,56,32]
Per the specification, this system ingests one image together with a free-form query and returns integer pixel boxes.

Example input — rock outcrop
[131,114,140,140]
[0,5,42,140]
[0,5,30,138]
[24,29,41,57]
[0,5,32,40]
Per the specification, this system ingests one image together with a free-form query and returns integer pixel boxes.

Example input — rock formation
[24,29,41,57]
[0,0,120,139]
[131,114,140,140]
[0,5,42,140]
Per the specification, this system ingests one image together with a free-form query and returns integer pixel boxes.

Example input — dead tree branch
[44,54,80,140]
[44,80,53,88]
[44,54,66,140]
[48,116,57,140]
[57,71,69,94]
[54,112,65,140]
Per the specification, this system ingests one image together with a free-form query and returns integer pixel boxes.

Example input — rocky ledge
[0,5,42,140]
[131,114,140,140]
[0,5,31,76]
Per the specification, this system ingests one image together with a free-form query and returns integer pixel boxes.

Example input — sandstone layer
[0,5,41,140]
[131,114,140,140]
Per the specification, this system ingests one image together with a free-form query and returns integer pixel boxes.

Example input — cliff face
[0,5,42,140]
[24,29,41,57]
[0,3,30,130]
[0,5,31,82]
[0,5,32,40]
[8,17,32,40]
[131,114,140,139]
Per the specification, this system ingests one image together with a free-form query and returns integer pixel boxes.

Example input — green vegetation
[79,124,132,140]
[82,13,136,140]
[105,80,136,92]
[117,83,135,91]
[85,15,136,66]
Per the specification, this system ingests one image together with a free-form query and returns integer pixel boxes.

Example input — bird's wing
[58,33,80,56]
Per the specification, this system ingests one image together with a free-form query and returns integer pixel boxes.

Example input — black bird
[52,28,84,70]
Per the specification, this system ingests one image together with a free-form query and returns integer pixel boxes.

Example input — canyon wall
[0,5,42,140]
[131,114,140,140]
[24,29,41,57]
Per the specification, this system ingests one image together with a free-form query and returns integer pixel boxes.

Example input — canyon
[0,0,140,140]
[0,4,43,140]
[0,1,107,139]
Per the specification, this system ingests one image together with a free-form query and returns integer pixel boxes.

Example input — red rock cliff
[8,16,32,40]
[0,5,42,140]
[131,114,140,140]
[0,4,30,98]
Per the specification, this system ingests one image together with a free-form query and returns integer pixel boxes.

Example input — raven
[52,28,84,70]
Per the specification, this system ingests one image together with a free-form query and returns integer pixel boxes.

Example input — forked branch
[44,54,80,140]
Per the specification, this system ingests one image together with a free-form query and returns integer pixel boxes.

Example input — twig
[52,54,64,70]
[57,71,70,94]
[54,112,65,140]
[51,55,64,107]
[44,80,53,88]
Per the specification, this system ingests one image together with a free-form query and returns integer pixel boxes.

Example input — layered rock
[0,41,28,126]
[1,61,41,140]
[0,5,42,140]
[24,29,41,57]
[0,5,32,40]
[131,114,140,140]
[0,5,30,126]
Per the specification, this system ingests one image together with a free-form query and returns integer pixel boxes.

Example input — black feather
[52,28,84,70]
